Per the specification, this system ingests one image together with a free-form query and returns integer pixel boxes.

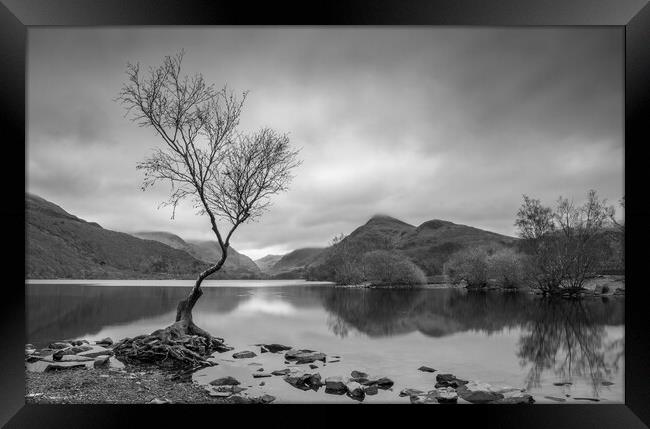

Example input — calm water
[26,280,624,404]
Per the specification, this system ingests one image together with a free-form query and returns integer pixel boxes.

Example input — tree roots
[113,321,233,369]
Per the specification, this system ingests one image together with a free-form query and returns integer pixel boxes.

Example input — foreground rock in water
[255,344,292,353]
[233,351,257,359]
[284,349,327,364]
[435,373,469,388]
[113,329,232,369]
[418,366,436,373]
[324,376,347,394]
[284,373,323,391]
[209,376,241,386]
[456,382,504,404]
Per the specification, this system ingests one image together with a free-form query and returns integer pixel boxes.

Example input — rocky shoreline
[25,338,615,404]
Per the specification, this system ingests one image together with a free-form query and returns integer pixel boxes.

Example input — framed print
[1,0,649,427]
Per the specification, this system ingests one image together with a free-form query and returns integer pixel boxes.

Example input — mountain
[305,214,517,279]
[254,254,284,273]
[267,247,325,278]
[27,194,206,279]
[131,232,262,278]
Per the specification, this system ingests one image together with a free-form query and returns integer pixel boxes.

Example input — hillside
[267,247,325,278]
[27,194,207,279]
[254,254,284,273]
[132,232,262,278]
[305,214,518,280]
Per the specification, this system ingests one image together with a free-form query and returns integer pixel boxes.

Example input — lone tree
[117,51,300,340]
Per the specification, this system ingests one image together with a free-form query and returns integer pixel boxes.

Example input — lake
[26,280,625,404]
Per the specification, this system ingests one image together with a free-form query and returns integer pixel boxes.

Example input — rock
[261,394,276,403]
[374,377,394,389]
[255,344,292,353]
[410,393,438,404]
[346,382,365,401]
[309,364,318,369]
[435,373,468,388]
[601,381,614,386]
[70,340,86,346]
[48,342,72,350]
[544,396,567,402]
[364,385,379,395]
[351,370,368,379]
[324,376,348,394]
[58,355,93,362]
[94,355,111,368]
[329,360,341,363]
[259,381,266,386]
[400,388,425,397]
[150,398,172,404]
[492,394,534,404]
[209,376,241,386]
[284,349,326,364]
[271,369,291,376]
[456,383,504,404]
[96,337,113,346]
[77,346,114,358]
[418,366,436,373]
[284,373,323,391]
[260,346,268,353]
[70,345,93,354]
[553,381,572,386]
[253,372,272,378]
[257,367,265,371]
[434,387,458,403]
[233,351,257,359]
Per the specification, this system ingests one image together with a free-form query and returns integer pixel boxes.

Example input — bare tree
[117,51,301,338]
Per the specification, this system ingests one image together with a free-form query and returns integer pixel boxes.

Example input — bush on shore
[361,250,427,286]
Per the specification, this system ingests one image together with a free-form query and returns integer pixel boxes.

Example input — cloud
[27,27,624,259]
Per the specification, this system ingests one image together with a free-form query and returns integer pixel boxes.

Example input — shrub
[486,248,527,289]
[361,250,427,286]
[444,247,490,288]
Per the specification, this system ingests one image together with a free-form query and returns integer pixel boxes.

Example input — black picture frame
[1,0,649,427]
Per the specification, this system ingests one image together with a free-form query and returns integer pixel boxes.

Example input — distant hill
[132,232,262,279]
[27,194,206,279]
[267,247,325,278]
[26,194,261,279]
[305,214,517,280]
[254,254,284,273]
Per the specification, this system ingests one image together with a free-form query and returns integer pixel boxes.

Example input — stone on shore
[324,376,347,394]
[48,342,72,350]
[96,337,113,346]
[456,382,504,404]
[434,387,458,403]
[435,373,468,388]
[94,355,111,368]
[400,388,425,397]
[346,382,365,401]
[271,369,291,376]
[255,344,292,353]
[233,351,257,359]
[364,385,379,395]
[260,394,276,403]
[284,349,327,364]
[284,373,323,391]
[418,366,436,373]
[209,376,241,386]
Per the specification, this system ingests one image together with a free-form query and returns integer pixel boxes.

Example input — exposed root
[113,322,233,370]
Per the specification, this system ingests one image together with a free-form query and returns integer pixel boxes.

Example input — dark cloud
[27,27,623,259]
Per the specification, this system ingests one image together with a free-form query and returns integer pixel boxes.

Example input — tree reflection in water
[320,287,623,395]
[517,298,624,397]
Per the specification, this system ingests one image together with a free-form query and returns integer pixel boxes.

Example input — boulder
[435,373,468,388]
[48,342,72,350]
[346,382,366,401]
[255,344,292,353]
[233,351,257,359]
[96,337,113,346]
[284,349,326,364]
[364,385,379,395]
[456,383,504,404]
[324,376,348,394]
[94,355,111,368]
[284,373,323,391]
[418,366,436,373]
[253,372,272,378]
[351,370,368,379]
[209,376,241,386]
[400,388,425,397]
[434,387,458,404]
[261,394,276,404]
[271,369,291,376]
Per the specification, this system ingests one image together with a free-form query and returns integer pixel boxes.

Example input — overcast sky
[27,27,623,260]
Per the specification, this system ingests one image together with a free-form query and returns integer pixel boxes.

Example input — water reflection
[516,299,624,397]
[27,282,624,400]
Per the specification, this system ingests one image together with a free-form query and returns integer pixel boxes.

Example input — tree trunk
[173,247,228,338]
